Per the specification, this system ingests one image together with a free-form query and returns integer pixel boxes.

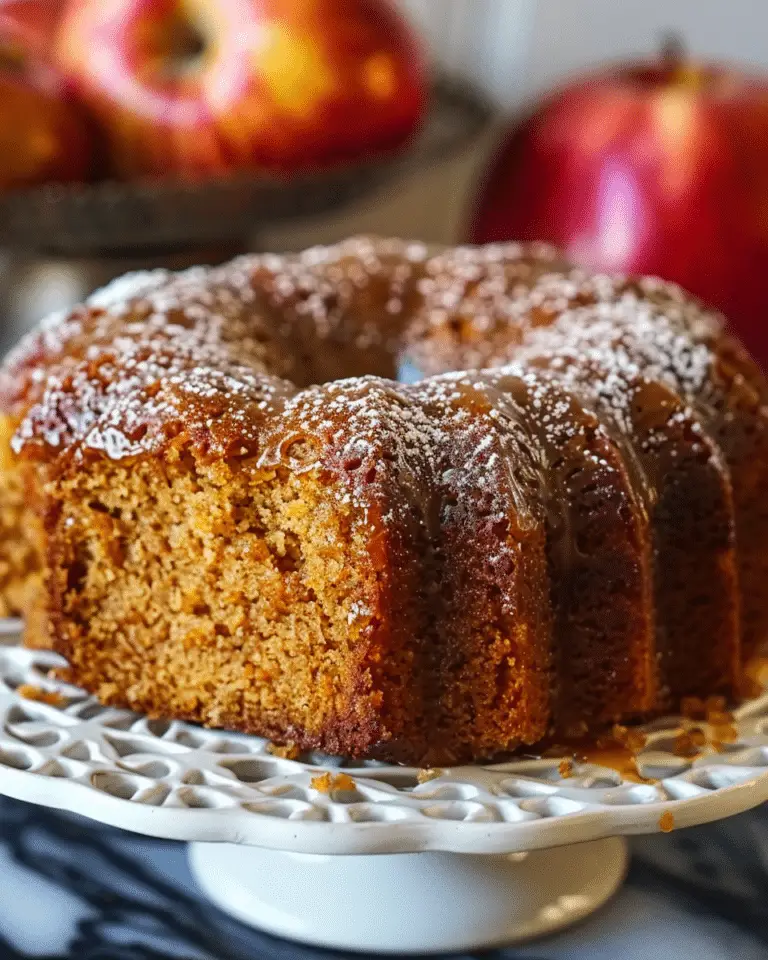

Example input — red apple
[55,0,427,179]
[471,45,768,365]
[0,18,93,190]
[0,1,64,58]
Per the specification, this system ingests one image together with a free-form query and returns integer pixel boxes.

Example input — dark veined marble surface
[0,796,766,960]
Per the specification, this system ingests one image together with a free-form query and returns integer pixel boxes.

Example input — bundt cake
[0,237,766,765]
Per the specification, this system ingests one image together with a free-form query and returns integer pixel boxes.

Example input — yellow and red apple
[471,47,768,365]
[0,14,93,190]
[55,0,427,179]
[0,0,64,58]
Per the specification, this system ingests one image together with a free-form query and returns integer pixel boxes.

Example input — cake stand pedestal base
[188,836,628,953]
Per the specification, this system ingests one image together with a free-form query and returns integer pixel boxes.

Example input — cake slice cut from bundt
[0,238,766,763]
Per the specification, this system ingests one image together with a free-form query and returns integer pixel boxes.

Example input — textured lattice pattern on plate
[0,644,767,854]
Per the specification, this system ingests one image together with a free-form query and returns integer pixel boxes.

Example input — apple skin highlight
[472,55,768,366]
[55,0,427,179]
[0,14,94,189]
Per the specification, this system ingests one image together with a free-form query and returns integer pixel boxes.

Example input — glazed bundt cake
[0,237,766,765]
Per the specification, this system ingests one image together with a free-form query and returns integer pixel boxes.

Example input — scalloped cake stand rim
[0,754,764,855]
[0,641,765,855]
[0,640,766,952]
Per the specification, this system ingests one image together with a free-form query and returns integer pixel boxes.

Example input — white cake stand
[0,641,766,954]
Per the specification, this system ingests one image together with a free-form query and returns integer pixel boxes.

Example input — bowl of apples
[0,0,491,256]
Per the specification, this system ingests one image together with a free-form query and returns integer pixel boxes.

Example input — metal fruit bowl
[0,75,492,258]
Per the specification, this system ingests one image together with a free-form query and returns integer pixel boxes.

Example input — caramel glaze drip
[543,725,651,784]
[540,696,739,786]
[741,656,768,699]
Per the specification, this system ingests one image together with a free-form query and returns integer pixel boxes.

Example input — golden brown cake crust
[1,237,766,763]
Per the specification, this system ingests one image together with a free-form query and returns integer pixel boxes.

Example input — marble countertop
[0,795,765,959]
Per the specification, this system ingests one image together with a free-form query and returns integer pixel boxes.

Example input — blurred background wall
[402,0,768,107]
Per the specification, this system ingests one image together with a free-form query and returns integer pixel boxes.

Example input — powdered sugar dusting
[3,236,741,531]
[86,269,174,312]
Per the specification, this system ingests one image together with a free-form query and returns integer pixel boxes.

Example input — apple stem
[660,32,686,67]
